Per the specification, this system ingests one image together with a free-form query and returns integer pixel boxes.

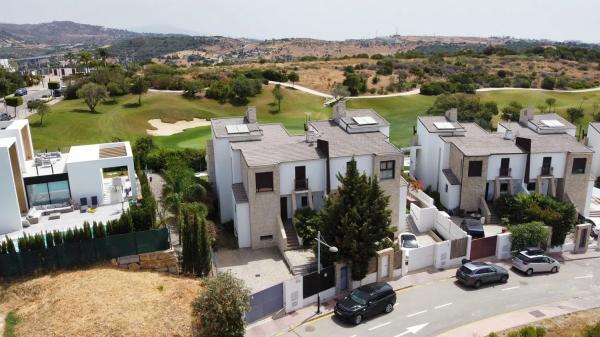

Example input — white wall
[398,184,408,232]
[233,201,251,248]
[529,153,566,179]
[329,155,373,190]
[487,154,527,180]
[496,233,512,260]
[413,121,450,191]
[0,147,23,235]
[588,125,600,178]
[404,245,435,272]
[213,137,234,222]
[279,159,326,195]
[439,171,460,210]
[434,211,466,240]
[410,203,436,232]
[231,150,242,184]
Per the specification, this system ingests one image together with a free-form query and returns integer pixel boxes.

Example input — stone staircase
[486,202,501,224]
[282,220,301,250]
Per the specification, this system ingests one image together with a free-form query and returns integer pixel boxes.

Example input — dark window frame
[256,172,274,192]
[260,235,273,241]
[468,160,483,177]
[572,158,587,174]
[380,160,395,180]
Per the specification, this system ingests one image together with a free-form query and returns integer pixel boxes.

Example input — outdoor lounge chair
[91,196,98,208]
[80,197,88,213]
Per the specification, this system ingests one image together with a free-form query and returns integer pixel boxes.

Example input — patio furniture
[91,196,98,208]
[48,212,61,220]
[22,219,31,228]
[80,197,88,213]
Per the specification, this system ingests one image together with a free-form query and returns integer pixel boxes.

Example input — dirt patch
[146,118,211,136]
[0,265,202,337]
[496,308,600,337]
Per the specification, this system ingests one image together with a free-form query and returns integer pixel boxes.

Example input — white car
[399,232,419,249]
[512,249,560,276]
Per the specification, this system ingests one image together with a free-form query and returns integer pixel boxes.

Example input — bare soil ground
[0,265,202,337]
[495,308,600,337]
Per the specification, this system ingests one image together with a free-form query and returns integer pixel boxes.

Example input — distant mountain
[126,24,200,36]
[0,21,140,46]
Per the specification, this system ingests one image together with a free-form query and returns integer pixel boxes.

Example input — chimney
[503,129,514,140]
[245,106,257,123]
[333,100,347,121]
[305,129,317,143]
[519,107,534,125]
[445,108,458,122]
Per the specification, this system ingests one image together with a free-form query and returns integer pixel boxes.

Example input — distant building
[0,59,15,72]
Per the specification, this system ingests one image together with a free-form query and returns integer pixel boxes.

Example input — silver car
[512,251,560,276]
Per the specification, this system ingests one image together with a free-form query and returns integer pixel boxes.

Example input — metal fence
[302,265,335,299]
[245,282,284,323]
[0,228,170,278]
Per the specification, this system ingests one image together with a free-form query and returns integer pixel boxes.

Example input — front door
[295,166,306,190]
[542,157,552,175]
[280,197,288,221]
[500,158,510,176]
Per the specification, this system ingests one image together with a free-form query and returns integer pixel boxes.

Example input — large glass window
[48,181,70,204]
[26,183,50,206]
[26,180,71,206]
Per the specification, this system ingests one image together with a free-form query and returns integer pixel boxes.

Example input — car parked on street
[0,113,11,121]
[512,250,560,276]
[456,262,509,288]
[14,88,28,96]
[334,282,396,325]
[460,218,485,239]
[399,232,419,249]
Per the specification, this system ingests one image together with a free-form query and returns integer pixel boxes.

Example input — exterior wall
[0,145,23,234]
[233,201,251,248]
[563,152,594,217]
[231,149,242,184]
[529,153,566,179]
[373,153,405,233]
[247,164,281,249]
[448,143,464,181]
[487,154,527,180]
[588,125,600,178]
[413,121,450,191]
[279,159,327,195]
[0,123,31,173]
[460,156,488,212]
[213,137,234,222]
[329,154,373,190]
[439,171,460,210]
[206,139,216,185]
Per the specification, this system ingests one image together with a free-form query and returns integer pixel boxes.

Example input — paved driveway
[215,247,292,292]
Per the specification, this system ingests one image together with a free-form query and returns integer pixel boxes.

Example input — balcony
[294,178,309,191]
[541,166,553,176]
[499,167,511,177]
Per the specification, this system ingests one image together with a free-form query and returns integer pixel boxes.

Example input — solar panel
[226,124,250,134]
[434,122,456,130]
[541,120,564,128]
[353,116,377,125]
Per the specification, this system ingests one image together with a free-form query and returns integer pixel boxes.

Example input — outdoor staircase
[486,202,501,224]
[282,220,301,250]
[291,262,317,275]
[102,184,112,204]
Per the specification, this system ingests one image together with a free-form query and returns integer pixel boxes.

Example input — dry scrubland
[0,265,202,337]
[495,308,600,337]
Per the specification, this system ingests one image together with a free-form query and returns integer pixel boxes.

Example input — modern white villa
[0,119,138,236]
[410,108,594,219]
[207,103,408,250]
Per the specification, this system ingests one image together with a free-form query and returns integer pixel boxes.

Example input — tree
[181,202,210,276]
[28,101,50,126]
[162,160,207,222]
[318,158,393,280]
[501,101,524,121]
[96,48,109,66]
[183,79,204,97]
[342,72,367,96]
[427,94,499,129]
[508,222,550,252]
[5,96,23,117]
[192,272,250,337]
[272,84,283,112]
[331,84,350,100]
[48,81,60,91]
[541,77,556,90]
[287,71,299,86]
[566,107,584,123]
[545,98,557,112]
[230,75,262,104]
[76,83,107,113]
[78,50,94,69]
[64,51,75,67]
[130,75,149,106]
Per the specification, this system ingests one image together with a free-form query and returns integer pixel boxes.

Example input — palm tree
[96,48,109,67]
[64,51,75,68]
[78,50,94,71]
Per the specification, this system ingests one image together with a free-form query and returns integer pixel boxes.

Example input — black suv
[456,262,509,288]
[460,218,485,239]
[334,282,396,325]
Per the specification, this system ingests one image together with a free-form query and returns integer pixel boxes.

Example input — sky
[1,0,599,43]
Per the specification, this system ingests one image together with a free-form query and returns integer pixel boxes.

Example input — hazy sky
[2,0,599,42]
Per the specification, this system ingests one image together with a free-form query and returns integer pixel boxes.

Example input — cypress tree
[198,217,212,277]
[45,231,54,248]
[5,236,16,255]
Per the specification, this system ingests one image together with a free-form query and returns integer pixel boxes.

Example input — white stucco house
[0,119,137,235]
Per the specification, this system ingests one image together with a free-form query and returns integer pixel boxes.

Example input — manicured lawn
[30,85,600,151]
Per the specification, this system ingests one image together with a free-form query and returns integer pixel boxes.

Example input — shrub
[586,321,600,337]
[420,81,455,95]
[146,147,206,172]
[82,222,93,240]
[45,231,54,248]
[293,208,319,244]
[48,81,60,90]
[541,77,556,90]
[262,69,288,82]
[508,222,550,252]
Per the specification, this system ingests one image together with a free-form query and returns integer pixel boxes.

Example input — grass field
[29,85,600,151]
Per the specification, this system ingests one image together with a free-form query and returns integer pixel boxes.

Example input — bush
[586,321,600,337]
[506,326,545,337]
[508,222,550,252]
[420,81,455,95]
[146,147,206,172]
[262,69,288,82]
[541,77,556,90]
[5,95,23,108]
[293,208,319,244]
[48,81,60,90]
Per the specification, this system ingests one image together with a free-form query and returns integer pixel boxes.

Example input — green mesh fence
[0,228,170,278]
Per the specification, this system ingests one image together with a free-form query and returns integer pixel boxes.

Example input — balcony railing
[499,167,511,177]
[294,178,309,191]
[541,166,554,176]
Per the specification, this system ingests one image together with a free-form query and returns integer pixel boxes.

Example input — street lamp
[315,230,337,314]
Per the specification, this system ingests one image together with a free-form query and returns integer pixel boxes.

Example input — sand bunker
[146,118,211,136]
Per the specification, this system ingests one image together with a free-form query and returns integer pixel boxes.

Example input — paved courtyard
[215,247,292,292]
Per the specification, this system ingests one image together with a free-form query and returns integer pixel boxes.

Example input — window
[500,183,509,192]
[380,160,395,179]
[468,160,483,177]
[256,172,274,192]
[445,184,448,193]
[301,196,308,207]
[527,182,536,191]
[572,158,587,174]
[260,235,273,241]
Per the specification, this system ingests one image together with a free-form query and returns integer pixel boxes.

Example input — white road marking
[406,310,427,318]
[434,302,453,309]
[368,321,391,331]
[392,323,430,336]
[501,286,520,291]
[394,303,399,307]
[575,275,593,279]
[349,335,357,337]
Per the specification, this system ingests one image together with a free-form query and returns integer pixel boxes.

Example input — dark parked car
[334,282,396,325]
[460,219,485,239]
[0,113,11,121]
[53,89,62,97]
[14,88,28,96]
[456,262,509,288]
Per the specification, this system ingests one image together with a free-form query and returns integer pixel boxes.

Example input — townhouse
[411,108,594,218]
[0,119,137,235]
[207,103,408,249]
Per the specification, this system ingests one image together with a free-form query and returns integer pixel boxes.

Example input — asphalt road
[282,258,600,337]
